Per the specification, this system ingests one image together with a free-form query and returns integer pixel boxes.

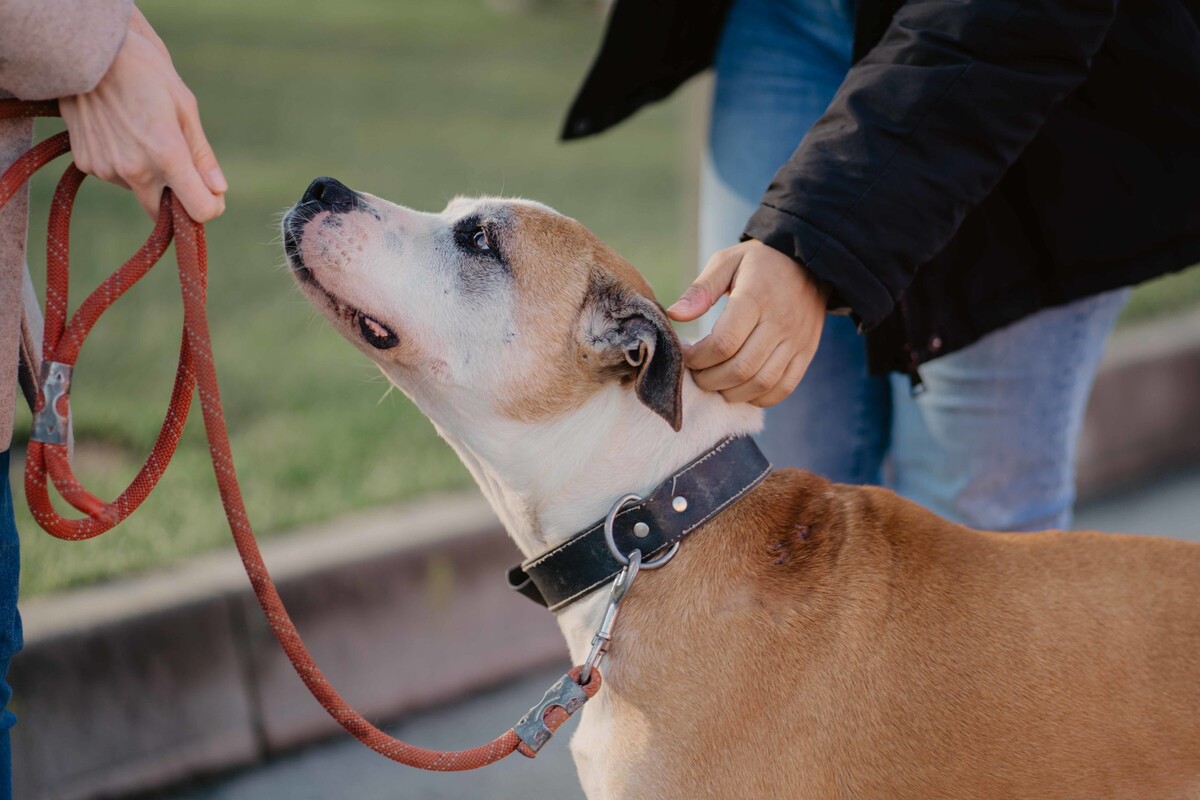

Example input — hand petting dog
[668,239,828,408]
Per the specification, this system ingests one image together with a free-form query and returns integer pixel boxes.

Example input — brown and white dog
[283,178,1200,799]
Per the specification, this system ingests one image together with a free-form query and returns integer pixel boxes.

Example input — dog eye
[470,227,491,252]
[454,220,502,262]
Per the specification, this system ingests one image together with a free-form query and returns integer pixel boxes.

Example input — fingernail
[207,166,228,193]
[668,289,697,313]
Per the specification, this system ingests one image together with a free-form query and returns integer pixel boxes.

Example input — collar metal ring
[603,493,680,570]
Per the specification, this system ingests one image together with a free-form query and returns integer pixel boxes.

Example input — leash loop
[0,98,597,771]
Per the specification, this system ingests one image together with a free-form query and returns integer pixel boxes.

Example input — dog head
[282,177,684,431]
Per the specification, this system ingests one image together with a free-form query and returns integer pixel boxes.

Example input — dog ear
[582,278,684,431]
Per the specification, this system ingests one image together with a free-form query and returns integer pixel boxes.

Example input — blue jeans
[702,0,1129,530]
[0,449,19,797]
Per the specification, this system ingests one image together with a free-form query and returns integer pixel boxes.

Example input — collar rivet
[672,496,688,513]
[633,521,650,538]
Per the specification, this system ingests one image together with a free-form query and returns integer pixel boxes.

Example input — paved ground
[1074,466,1200,541]
[161,664,588,800]
[160,467,1200,800]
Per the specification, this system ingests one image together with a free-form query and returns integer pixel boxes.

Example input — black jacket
[563,0,1200,374]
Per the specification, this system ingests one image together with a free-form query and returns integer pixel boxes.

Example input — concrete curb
[11,310,1200,799]
[1077,310,1200,500]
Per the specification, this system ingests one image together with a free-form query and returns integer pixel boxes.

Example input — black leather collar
[506,436,771,611]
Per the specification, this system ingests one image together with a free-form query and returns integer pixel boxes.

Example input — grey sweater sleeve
[0,0,133,100]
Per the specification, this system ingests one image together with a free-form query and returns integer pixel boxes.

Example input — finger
[162,140,225,222]
[685,291,762,370]
[693,321,780,393]
[720,340,796,407]
[668,247,743,321]
[93,105,134,188]
[61,98,97,178]
[67,122,94,180]
[718,339,795,404]
[750,348,816,408]
[131,177,165,220]
[74,107,132,191]
[176,89,227,194]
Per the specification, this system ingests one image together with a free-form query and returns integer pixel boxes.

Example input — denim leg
[702,0,888,481]
[887,289,1131,531]
[0,449,20,799]
[707,0,857,199]
[761,315,892,482]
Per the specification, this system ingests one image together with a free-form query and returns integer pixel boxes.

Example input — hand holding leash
[59,7,226,222]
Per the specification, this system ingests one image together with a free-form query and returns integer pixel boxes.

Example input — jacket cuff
[0,0,133,100]
[742,202,896,331]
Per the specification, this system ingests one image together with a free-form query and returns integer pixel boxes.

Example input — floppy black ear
[582,278,684,431]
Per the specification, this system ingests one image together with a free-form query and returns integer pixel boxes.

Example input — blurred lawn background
[11,0,1200,597]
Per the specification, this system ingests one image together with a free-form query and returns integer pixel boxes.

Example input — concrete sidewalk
[164,662,589,800]
[1074,465,1200,538]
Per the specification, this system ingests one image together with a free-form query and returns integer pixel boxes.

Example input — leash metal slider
[514,671,592,754]
[580,549,641,684]
[30,361,73,445]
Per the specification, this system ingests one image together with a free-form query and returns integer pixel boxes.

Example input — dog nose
[301,177,357,212]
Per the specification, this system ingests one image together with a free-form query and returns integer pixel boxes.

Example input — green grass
[12,0,1200,598]
[13,0,691,597]
[1121,269,1200,326]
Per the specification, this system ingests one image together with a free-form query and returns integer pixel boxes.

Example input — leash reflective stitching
[2,99,599,770]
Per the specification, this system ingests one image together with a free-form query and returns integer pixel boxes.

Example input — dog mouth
[283,203,400,351]
[357,313,400,350]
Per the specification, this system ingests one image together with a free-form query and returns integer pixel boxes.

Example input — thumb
[668,248,741,321]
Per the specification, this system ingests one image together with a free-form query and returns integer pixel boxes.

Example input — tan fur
[603,470,1200,798]
[497,205,658,424]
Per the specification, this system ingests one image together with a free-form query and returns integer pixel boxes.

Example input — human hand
[59,7,226,222]
[667,240,827,407]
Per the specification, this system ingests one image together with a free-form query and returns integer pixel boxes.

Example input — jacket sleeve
[0,0,132,100]
[742,0,1119,330]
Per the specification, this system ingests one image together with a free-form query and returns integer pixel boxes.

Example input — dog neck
[420,372,762,662]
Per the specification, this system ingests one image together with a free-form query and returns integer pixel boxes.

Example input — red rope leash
[1,99,598,770]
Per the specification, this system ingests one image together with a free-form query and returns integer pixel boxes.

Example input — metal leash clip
[513,671,592,755]
[580,548,641,685]
[513,552,641,755]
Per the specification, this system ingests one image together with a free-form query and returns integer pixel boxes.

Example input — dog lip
[282,207,311,280]
[358,313,400,350]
